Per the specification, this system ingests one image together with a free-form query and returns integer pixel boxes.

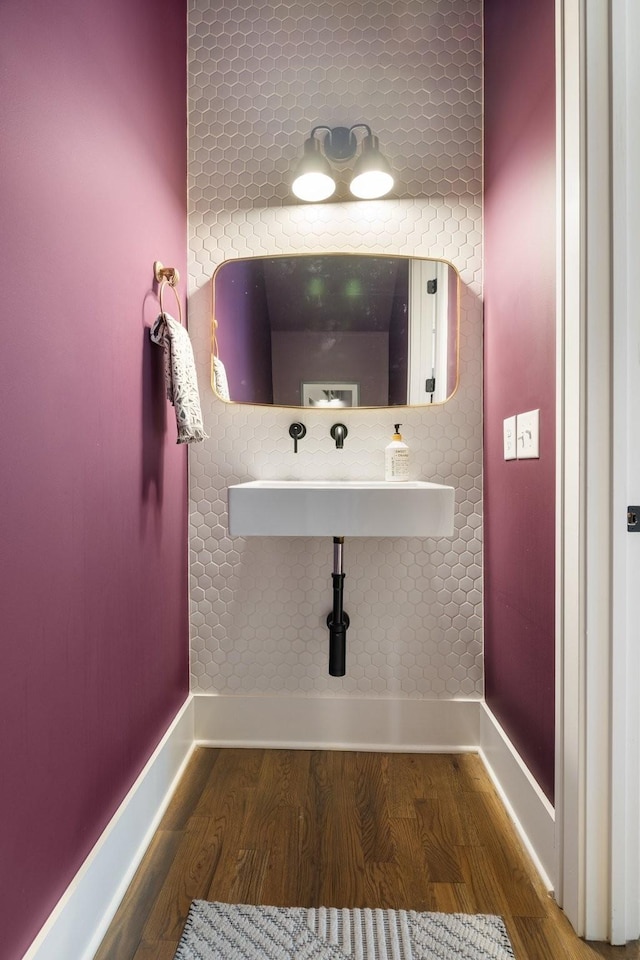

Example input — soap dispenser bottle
[385,424,410,481]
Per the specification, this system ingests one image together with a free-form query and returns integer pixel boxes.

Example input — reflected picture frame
[301,381,360,408]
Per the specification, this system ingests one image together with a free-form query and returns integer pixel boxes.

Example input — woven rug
[173,900,516,960]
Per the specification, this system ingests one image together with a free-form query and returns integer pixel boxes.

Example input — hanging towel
[150,313,208,444]
[212,355,230,401]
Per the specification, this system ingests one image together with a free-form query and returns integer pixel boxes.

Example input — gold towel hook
[153,261,183,325]
[153,261,179,286]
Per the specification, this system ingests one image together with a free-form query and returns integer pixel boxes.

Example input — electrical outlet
[516,409,540,459]
[503,416,517,460]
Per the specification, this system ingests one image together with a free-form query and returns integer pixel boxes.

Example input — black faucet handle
[289,421,306,453]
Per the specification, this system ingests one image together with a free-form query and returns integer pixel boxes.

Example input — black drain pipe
[327,536,349,676]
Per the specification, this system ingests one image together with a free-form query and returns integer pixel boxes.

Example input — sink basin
[228,479,455,538]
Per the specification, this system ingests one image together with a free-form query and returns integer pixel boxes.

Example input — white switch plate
[517,409,540,459]
[503,416,517,460]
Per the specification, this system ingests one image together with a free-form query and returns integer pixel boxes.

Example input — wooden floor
[94,748,639,960]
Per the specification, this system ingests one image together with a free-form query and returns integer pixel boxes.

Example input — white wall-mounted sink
[228,479,455,538]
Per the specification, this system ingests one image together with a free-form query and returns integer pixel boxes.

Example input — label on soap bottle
[385,445,409,481]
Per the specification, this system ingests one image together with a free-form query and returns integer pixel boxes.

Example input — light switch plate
[503,416,517,460]
[517,409,540,459]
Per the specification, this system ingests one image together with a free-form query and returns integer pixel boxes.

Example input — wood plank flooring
[94,748,639,960]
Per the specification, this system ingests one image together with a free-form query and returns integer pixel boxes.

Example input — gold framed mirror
[211,253,460,408]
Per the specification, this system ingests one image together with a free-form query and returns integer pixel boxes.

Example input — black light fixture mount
[320,125,359,161]
[291,124,394,203]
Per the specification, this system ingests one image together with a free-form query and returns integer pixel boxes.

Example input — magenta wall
[483,0,557,801]
[0,1,188,957]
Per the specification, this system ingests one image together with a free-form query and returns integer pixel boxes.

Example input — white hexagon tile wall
[188,0,483,702]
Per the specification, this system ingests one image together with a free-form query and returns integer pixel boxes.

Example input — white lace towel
[150,314,208,444]
[212,355,230,401]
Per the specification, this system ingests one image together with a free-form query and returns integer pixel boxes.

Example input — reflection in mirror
[211,254,459,408]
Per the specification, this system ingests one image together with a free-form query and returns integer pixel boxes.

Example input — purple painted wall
[0,0,188,957]
[483,0,557,801]
[271,331,389,406]
[214,259,273,404]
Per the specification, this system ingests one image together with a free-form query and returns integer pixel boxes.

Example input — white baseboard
[194,693,481,752]
[479,703,557,892]
[21,693,557,960]
[194,696,555,890]
[21,695,195,960]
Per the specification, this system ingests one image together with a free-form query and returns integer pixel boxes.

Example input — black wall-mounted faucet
[330,423,348,449]
[289,422,306,452]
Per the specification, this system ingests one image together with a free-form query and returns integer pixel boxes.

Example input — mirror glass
[211,254,459,408]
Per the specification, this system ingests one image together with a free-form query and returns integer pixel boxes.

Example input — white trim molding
[556,0,588,935]
[196,695,556,896]
[20,693,564,960]
[21,696,195,960]
[193,694,480,753]
[582,0,613,939]
[479,705,556,893]
[610,0,640,944]
[556,0,616,942]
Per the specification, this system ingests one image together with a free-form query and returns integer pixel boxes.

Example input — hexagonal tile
[189,0,483,700]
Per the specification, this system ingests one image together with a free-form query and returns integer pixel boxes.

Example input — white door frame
[610,0,640,944]
[557,0,609,940]
[555,0,586,935]
[558,0,640,943]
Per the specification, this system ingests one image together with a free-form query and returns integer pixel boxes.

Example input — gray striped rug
[173,901,515,959]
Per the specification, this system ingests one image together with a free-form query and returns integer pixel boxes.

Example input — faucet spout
[330,423,348,449]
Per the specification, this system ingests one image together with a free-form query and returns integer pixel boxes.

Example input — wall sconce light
[291,124,394,203]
